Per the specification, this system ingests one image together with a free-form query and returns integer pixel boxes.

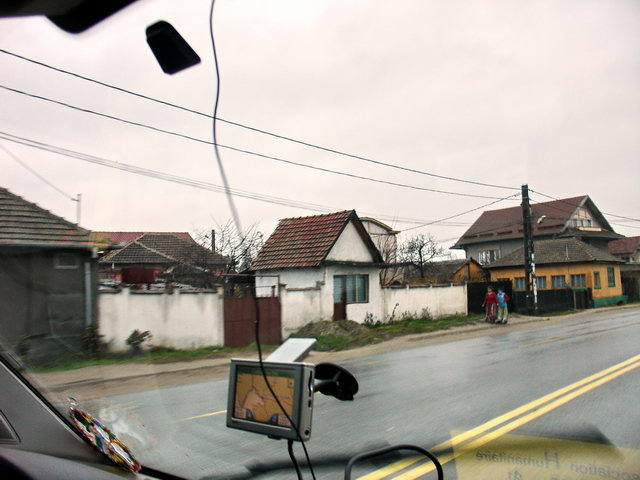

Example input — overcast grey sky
[1,0,639,248]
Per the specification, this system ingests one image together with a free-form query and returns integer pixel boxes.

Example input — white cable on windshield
[207,1,317,478]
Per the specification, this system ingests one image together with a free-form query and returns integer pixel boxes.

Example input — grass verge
[30,344,277,373]
[314,314,483,352]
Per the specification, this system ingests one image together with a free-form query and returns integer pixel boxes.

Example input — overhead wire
[0,47,519,192]
[0,84,512,201]
[399,193,521,232]
[0,131,520,233]
[0,132,337,213]
[0,143,76,202]
[529,189,640,223]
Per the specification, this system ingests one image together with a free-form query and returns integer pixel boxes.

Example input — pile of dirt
[292,320,368,338]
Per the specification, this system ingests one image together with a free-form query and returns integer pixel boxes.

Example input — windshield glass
[1,1,639,479]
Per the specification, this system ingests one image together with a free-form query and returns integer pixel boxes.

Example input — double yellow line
[358,353,640,480]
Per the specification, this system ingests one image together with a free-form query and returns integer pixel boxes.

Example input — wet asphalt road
[87,308,640,480]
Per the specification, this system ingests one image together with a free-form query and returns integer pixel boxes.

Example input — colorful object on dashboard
[67,398,141,473]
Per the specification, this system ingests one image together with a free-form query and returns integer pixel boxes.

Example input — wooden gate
[223,296,281,348]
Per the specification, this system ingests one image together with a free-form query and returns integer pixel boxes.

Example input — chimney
[211,229,216,253]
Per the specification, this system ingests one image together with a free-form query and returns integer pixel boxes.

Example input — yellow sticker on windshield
[454,432,640,480]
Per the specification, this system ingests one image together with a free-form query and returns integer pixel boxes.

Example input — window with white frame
[333,274,369,304]
[478,248,500,265]
[514,277,526,290]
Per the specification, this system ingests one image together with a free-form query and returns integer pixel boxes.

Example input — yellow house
[485,237,626,307]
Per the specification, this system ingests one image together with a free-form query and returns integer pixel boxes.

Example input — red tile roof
[94,231,195,244]
[252,210,382,270]
[485,237,622,269]
[608,236,640,256]
[453,195,616,248]
[100,233,228,267]
[0,186,106,249]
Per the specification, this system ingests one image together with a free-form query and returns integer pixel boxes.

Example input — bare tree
[399,233,446,280]
[377,234,404,285]
[195,220,264,274]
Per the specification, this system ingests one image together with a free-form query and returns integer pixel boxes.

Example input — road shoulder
[34,304,640,401]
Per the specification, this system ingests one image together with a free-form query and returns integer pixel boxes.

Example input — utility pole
[521,185,537,315]
[74,193,82,224]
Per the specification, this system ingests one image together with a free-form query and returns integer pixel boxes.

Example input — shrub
[126,329,152,354]
[80,324,106,358]
[16,334,31,358]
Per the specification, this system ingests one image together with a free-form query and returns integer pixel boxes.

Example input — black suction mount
[314,363,359,401]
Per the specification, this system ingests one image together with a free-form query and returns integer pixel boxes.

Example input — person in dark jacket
[482,286,498,323]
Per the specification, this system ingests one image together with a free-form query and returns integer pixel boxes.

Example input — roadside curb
[40,304,639,392]
[44,363,231,393]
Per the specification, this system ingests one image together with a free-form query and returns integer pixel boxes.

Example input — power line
[529,189,640,223]
[399,193,521,233]
[0,48,519,192]
[2,131,522,234]
[0,143,76,201]
[609,221,640,230]
[0,132,336,213]
[0,84,512,201]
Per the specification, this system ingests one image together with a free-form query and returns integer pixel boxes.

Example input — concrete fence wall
[278,283,468,334]
[97,283,467,350]
[98,287,224,351]
[280,287,324,336]
[381,284,467,320]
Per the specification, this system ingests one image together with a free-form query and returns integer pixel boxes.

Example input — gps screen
[233,365,295,427]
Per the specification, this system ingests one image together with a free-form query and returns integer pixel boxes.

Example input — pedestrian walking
[482,286,498,323]
[496,288,510,324]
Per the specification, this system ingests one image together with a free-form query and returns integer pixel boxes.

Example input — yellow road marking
[391,359,640,480]
[357,353,640,480]
[181,409,227,421]
[519,336,563,348]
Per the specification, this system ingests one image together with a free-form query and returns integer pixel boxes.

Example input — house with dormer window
[452,195,624,265]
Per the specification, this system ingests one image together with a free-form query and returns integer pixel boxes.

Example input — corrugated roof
[453,196,616,248]
[0,186,103,249]
[100,233,229,266]
[252,210,382,270]
[94,231,195,244]
[485,238,622,269]
[608,236,640,256]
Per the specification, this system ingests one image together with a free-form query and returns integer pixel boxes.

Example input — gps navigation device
[226,359,315,441]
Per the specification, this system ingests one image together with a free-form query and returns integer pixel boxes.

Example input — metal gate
[223,296,281,348]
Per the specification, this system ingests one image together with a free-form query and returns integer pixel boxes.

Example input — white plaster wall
[277,264,383,333]
[326,221,375,262]
[381,284,467,319]
[255,269,323,296]
[98,288,224,351]
[325,264,383,323]
[280,287,323,337]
